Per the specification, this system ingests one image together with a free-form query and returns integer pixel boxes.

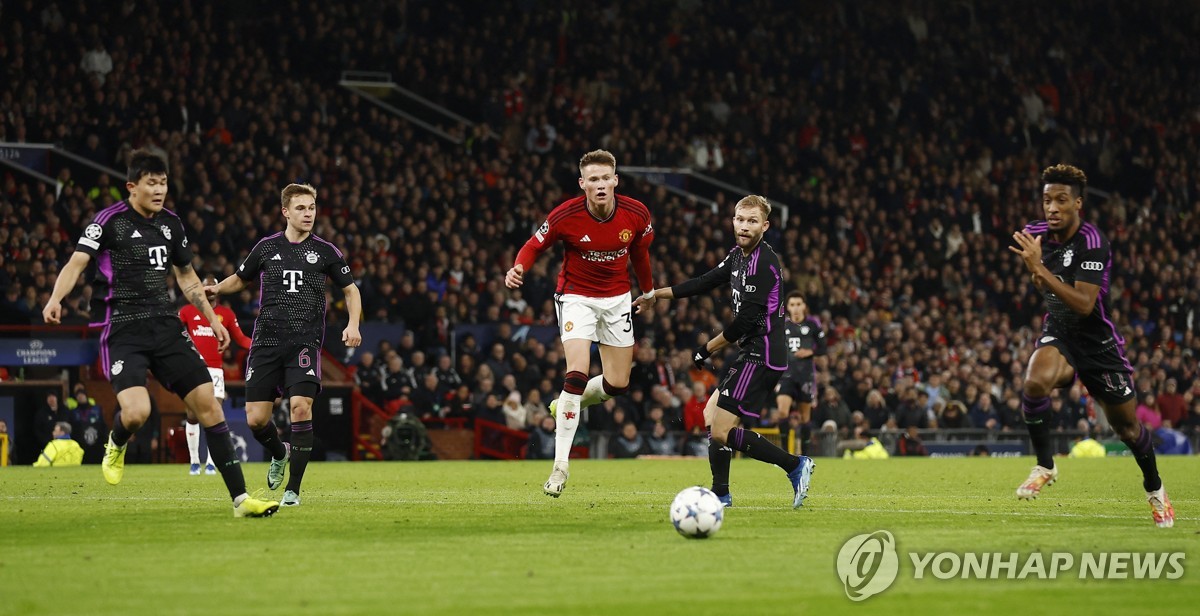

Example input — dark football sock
[110,412,133,447]
[799,422,813,454]
[285,420,314,493]
[1022,394,1055,469]
[1121,425,1162,492]
[205,422,246,500]
[728,426,800,472]
[251,421,288,460]
[707,428,731,497]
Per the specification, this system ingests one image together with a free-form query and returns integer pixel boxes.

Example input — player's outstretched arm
[341,283,362,348]
[204,273,247,299]
[176,264,229,352]
[632,287,673,313]
[43,251,92,324]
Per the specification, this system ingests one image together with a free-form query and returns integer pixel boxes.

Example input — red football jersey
[179,304,253,368]
[515,194,654,297]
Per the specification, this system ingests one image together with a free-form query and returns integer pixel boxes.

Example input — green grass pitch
[1,456,1195,615]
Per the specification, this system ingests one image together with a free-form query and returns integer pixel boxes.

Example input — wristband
[642,290,656,301]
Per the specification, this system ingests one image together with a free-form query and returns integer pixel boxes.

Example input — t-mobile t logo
[148,245,168,270]
[283,270,304,293]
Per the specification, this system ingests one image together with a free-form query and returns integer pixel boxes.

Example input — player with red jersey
[180,280,253,475]
[506,149,655,497]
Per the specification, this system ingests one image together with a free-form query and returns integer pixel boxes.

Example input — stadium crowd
[2,0,1199,457]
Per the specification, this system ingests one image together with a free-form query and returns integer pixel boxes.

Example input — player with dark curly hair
[1009,163,1173,527]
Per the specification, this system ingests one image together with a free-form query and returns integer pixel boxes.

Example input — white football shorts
[555,293,635,347]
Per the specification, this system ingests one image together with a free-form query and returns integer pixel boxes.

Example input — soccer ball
[669,486,724,539]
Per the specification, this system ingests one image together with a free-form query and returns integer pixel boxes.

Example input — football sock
[251,421,288,460]
[286,420,314,494]
[1021,393,1055,469]
[1121,425,1162,492]
[727,426,800,472]
[553,392,582,464]
[799,422,812,454]
[111,412,133,447]
[185,421,201,464]
[204,422,246,500]
[579,376,628,409]
[707,428,731,497]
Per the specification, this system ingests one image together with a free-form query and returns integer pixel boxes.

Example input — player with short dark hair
[505,149,654,497]
[1010,163,1173,527]
[635,195,814,509]
[206,183,362,507]
[774,291,826,453]
[43,149,277,517]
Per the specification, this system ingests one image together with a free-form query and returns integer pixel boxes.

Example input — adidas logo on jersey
[306,369,316,376]
[131,230,142,238]
[580,235,592,242]
[193,315,202,320]
[271,254,283,260]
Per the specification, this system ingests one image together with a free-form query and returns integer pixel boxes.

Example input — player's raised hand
[343,324,362,348]
[42,300,62,324]
[203,284,220,301]
[504,264,525,289]
[1008,231,1043,271]
[211,320,231,353]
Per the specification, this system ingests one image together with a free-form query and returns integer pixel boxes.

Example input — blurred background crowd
[2,0,1199,457]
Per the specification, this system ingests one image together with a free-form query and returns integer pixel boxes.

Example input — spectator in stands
[894,388,928,429]
[970,392,1001,431]
[645,423,678,456]
[407,350,432,384]
[411,372,447,419]
[682,382,708,434]
[34,392,67,450]
[501,391,527,431]
[610,423,649,459]
[80,36,112,85]
[443,385,475,423]
[354,352,386,402]
[616,387,647,427]
[380,354,415,410]
[862,389,892,429]
[436,350,463,389]
[526,415,556,459]
[475,392,506,427]
[813,386,852,435]
[1135,394,1163,431]
[895,426,929,456]
[640,406,667,434]
[482,343,511,382]
[1156,379,1187,428]
[939,400,971,429]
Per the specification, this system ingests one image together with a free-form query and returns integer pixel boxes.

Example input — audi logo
[1080,261,1104,271]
